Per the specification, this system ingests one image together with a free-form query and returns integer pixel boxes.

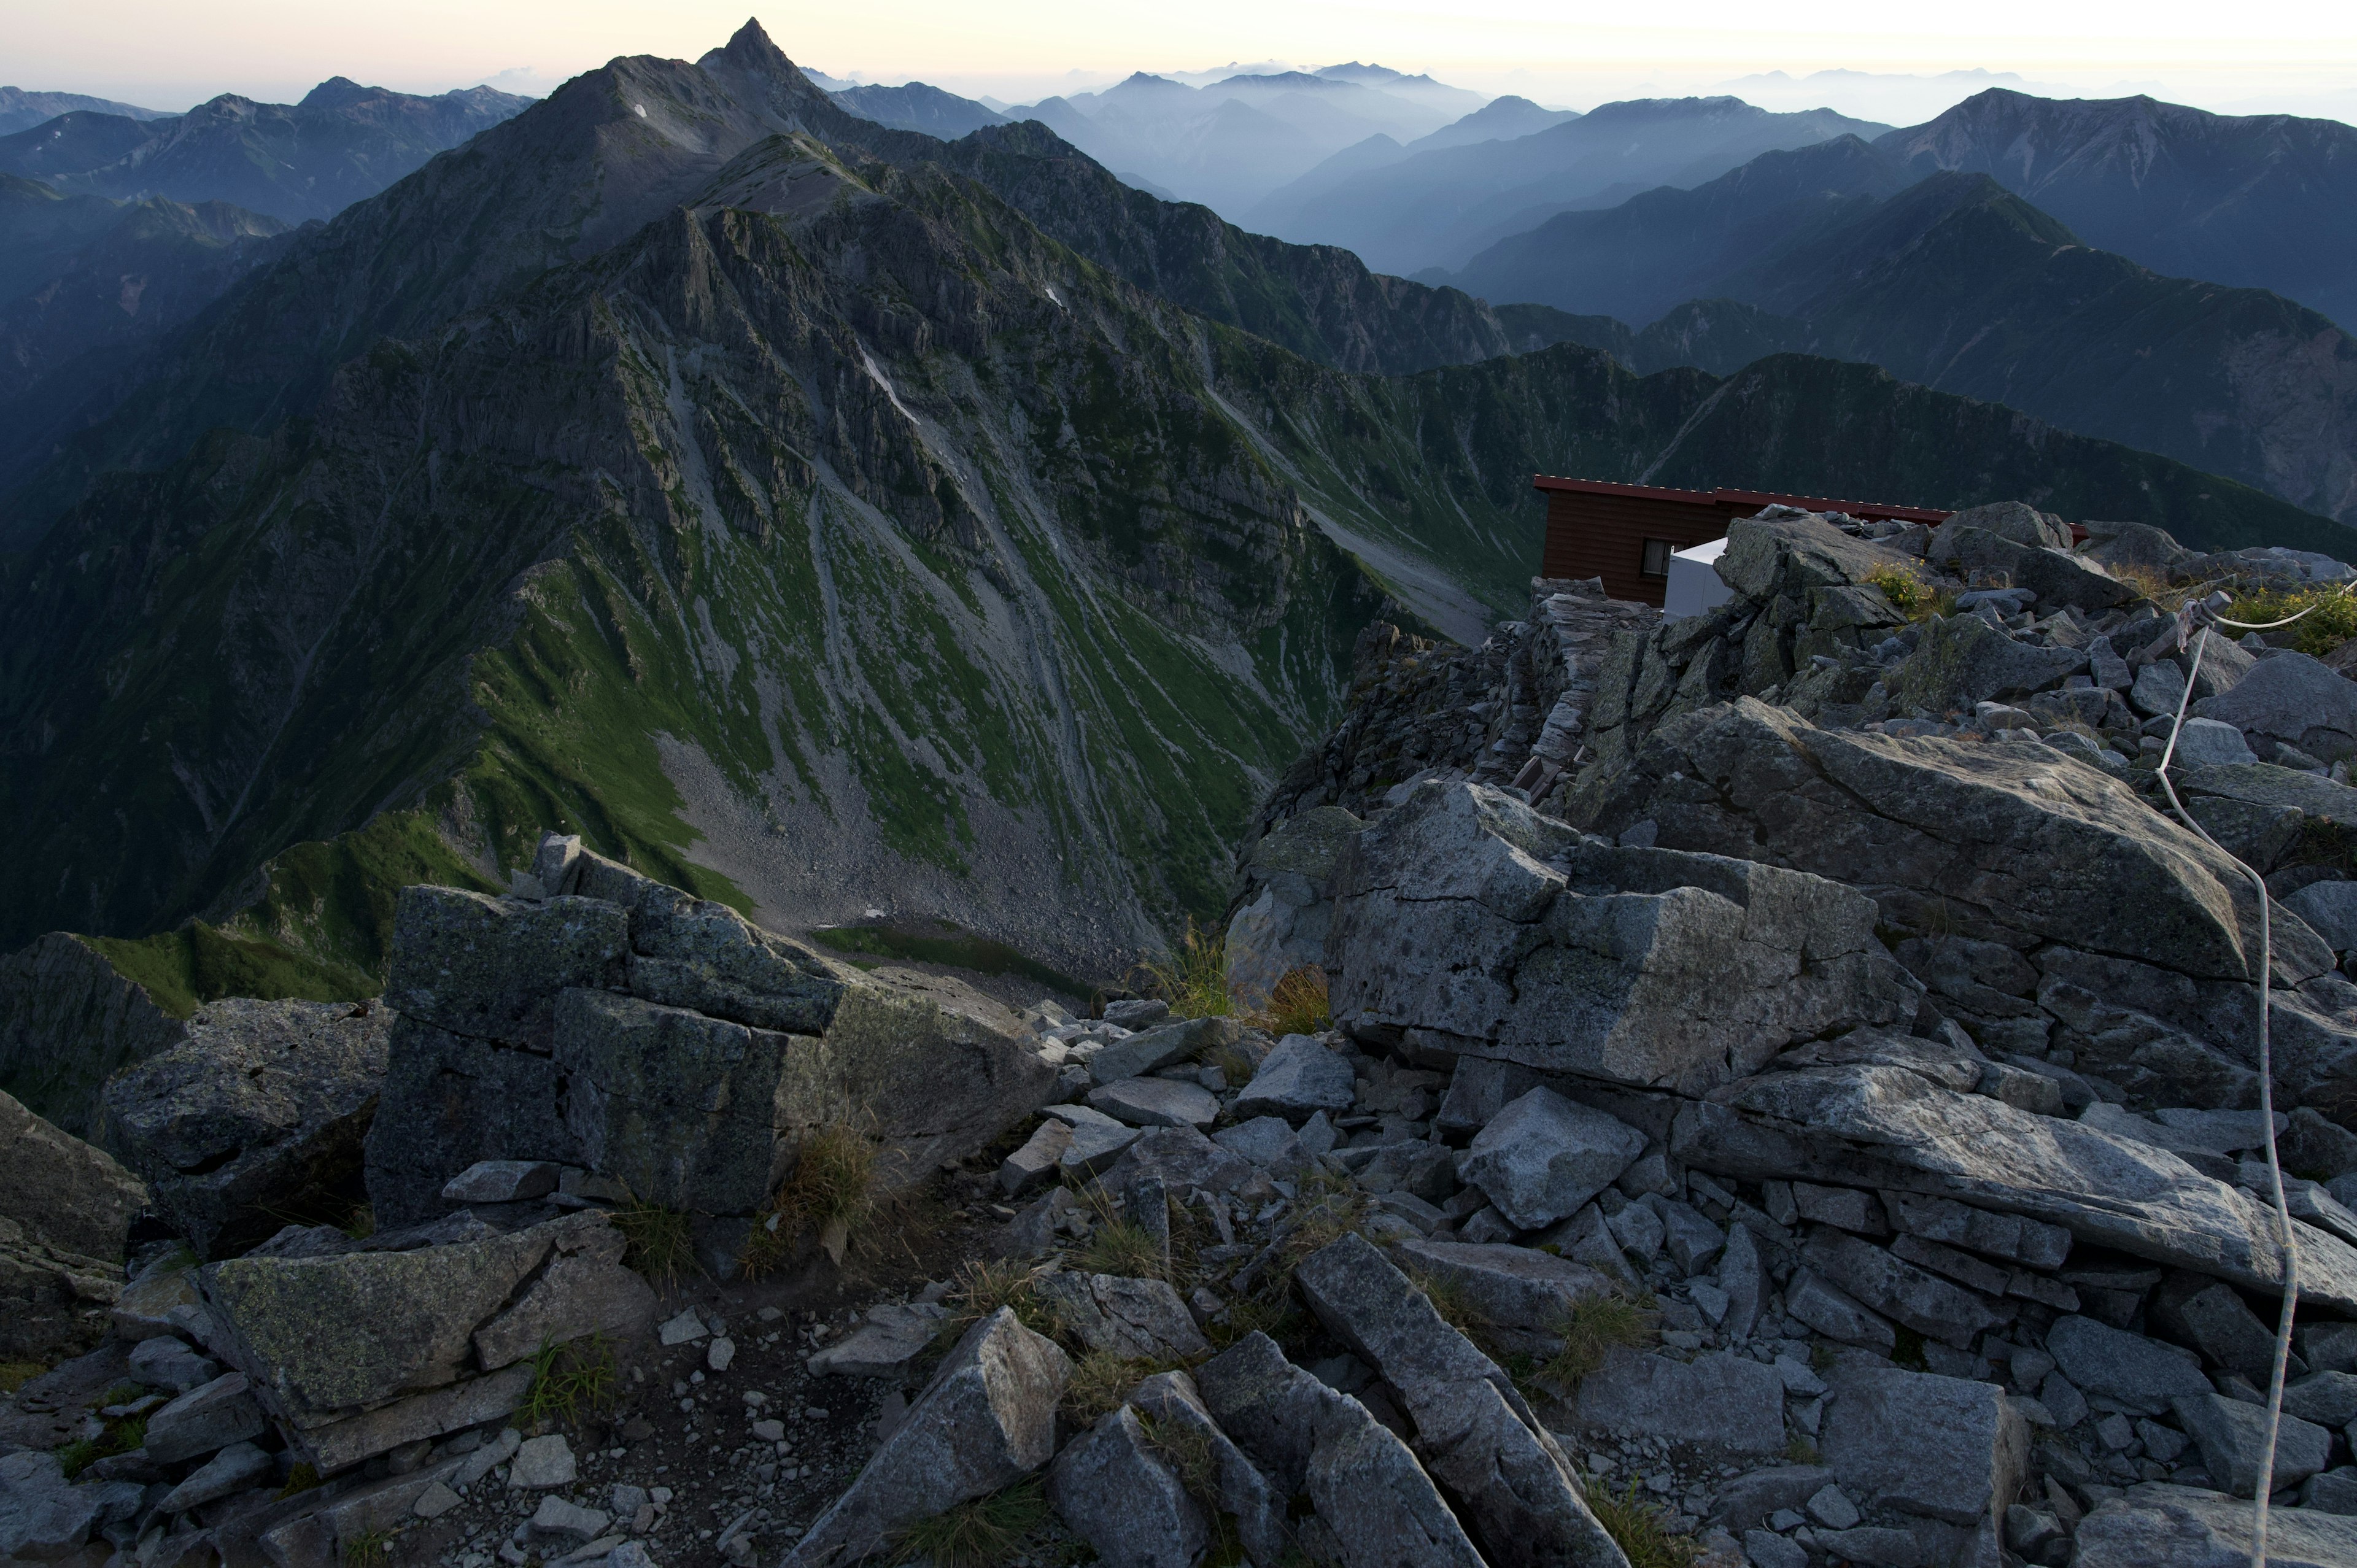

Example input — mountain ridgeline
[1449,131,2357,527]
[0,23,2347,1006]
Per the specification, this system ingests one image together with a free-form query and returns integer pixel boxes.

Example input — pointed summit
[697,16,835,122]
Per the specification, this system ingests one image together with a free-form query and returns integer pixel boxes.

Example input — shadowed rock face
[1326,778,1918,1094]
[103,997,393,1260]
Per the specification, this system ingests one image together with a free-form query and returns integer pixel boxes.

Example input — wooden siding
[1541,491,1730,607]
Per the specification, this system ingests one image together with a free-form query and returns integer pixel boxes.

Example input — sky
[12,0,2357,125]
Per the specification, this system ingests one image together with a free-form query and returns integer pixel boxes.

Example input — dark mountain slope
[0,79,530,224]
[1878,88,2357,328]
[0,174,132,300]
[0,88,171,136]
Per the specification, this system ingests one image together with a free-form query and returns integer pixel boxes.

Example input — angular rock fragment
[1125,1370,1290,1567]
[1329,781,1916,1094]
[384,886,627,1049]
[1391,1238,1619,1330]
[2074,1482,2357,1568]
[1819,1364,2028,1527]
[1193,1332,1489,1568]
[1574,1350,1787,1454]
[441,1160,559,1203]
[1801,1229,2012,1349]
[2045,1315,2212,1416]
[1034,1272,1209,1361]
[1291,1234,1630,1568]
[1087,1016,1240,1087]
[1086,1076,1220,1129]
[1046,1405,1209,1568]
[1458,1088,1647,1232]
[145,1372,268,1464]
[998,1119,1071,1196]
[808,1303,947,1378]
[1232,1033,1356,1121]
[1784,1269,1895,1352]
[2172,1392,2332,1496]
[102,999,390,1260]
[784,1308,1068,1568]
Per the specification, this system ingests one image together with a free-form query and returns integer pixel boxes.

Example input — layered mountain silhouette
[0,76,530,223]
[0,87,171,136]
[1444,133,2357,525]
[1248,97,1889,276]
[1,21,2342,1006]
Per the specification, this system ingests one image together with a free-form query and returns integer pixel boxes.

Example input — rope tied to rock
[2148,579,2357,1566]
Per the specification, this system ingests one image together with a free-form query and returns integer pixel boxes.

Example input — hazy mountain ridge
[1444,135,2357,524]
[0,87,171,136]
[0,75,531,224]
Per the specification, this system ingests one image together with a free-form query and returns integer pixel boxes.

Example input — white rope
[2148,601,2312,1567]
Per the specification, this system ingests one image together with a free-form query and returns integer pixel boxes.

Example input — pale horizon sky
[12,0,2357,125]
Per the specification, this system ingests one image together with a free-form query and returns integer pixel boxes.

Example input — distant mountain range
[828,82,1005,139]
[5,21,2335,1003]
[1439,121,2357,525]
[0,87,171,136]
[1250,97,1891,276]
[0,76,530,223]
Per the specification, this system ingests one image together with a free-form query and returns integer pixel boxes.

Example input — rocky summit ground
[16,501,2357,1568]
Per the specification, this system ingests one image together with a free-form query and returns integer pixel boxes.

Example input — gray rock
[1291,1233,1628,1568]
[1674,1062,2357,1313]
[130,1334,220,1392]
[1941,502,2072,551]
[2172,1391,2332,1496]
[2046,1316,2212,1416]
[568,854,843,1035]
[1086,1016,1241,1087]
[1821,1364,2029,1528]
[2195,651,2357,762]
[1094,1125,1258,1198]
[1047,1404,1209,1568]
[1605,1197,1664,1259]
[2303,1467,2357,1515]
[510,1434,576,1488]
[1086,1076,1220,1129]
[362,1014,581,1229]
[1125,1371,1288,1567]
[441,1159,560,1203]
[1033,1273,1210,1361]
[784,1309,1069,1568]
[2132,657,2190,719]
[199,1211,640,1429]
[1657,1198,1728,1275]
[1353,1142,1458,1203]
[2302,1319,2357,1373]
[1710,1465,1832,1531]
[1802,1229,2011,1349]
[2040,1372,2088,1430]
[1880,1191,2072,1269]
[0,1089,144,1273]
[1102,998,1171,1030]
[1390,1238,1619,1330]
[1574,1349,1787,1453]
[1198,1334,1490,1568]
[2284,1371,2357,1429]
[2287,882,2357,956]
[1231,1034,1356,1122]
[1806,1482,1860,1529]
[1330,781,1916,1095]
[997,1119,1072,1196]
[1718,1222,1768,1340]
[145,1372,268,1464]
[2150,1275,2291,1385]
[2075,1482,2357,1567]
[1572,697,2286,991]
[0,932,189,1141]
[1887,611,2094,713]
[528,1495,610,1543]
[384,886,627,1049]
[1791,1183,1886,1235]
[1058,1118,1142,1177]
[1212,1116,1307,1173]
[0,1450,106,1559]
[553,989,784,1216]
[1551,1202,1642,1288]
[157,1440,273,1513]
[295,1363,533,1475]
[1457,1088,1647,1232]
[2170,718,2259,768]
[101,999,389,1261]
[1741,1529,1808,1568]
[1784,1269,1896,1352]
[1435,1058,1547,1138]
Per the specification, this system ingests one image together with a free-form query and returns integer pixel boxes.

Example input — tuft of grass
[2225,584,2357,655]
[0,1362,46,1395]
[1406,1267,1489,1343]
[1135,917,1233,1019]
[1809,1342,1836,1373]
[1248,967,1331,1037]
[1062,1351,1162,1426]
[342,1528,395,1568]
[1587,1481,1700,1568]
[278,1462,322,1499]
[1889,1325,1929,1372]
[342,1203,376,1241]
[889,1478,1051,1568]
[57,1415,144,1479]
[519,1334,617,1427]
[942,1257,1054,1340]
[612,1200,699,1288]
[1783,1435,1819,1466]
[1078,1219,1167,1282]
[1206,1294,1300,1350]
[1536,1296,1651,1391]
[744,1122,880,1278]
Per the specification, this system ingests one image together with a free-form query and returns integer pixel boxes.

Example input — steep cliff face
[0,131,1382,975]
